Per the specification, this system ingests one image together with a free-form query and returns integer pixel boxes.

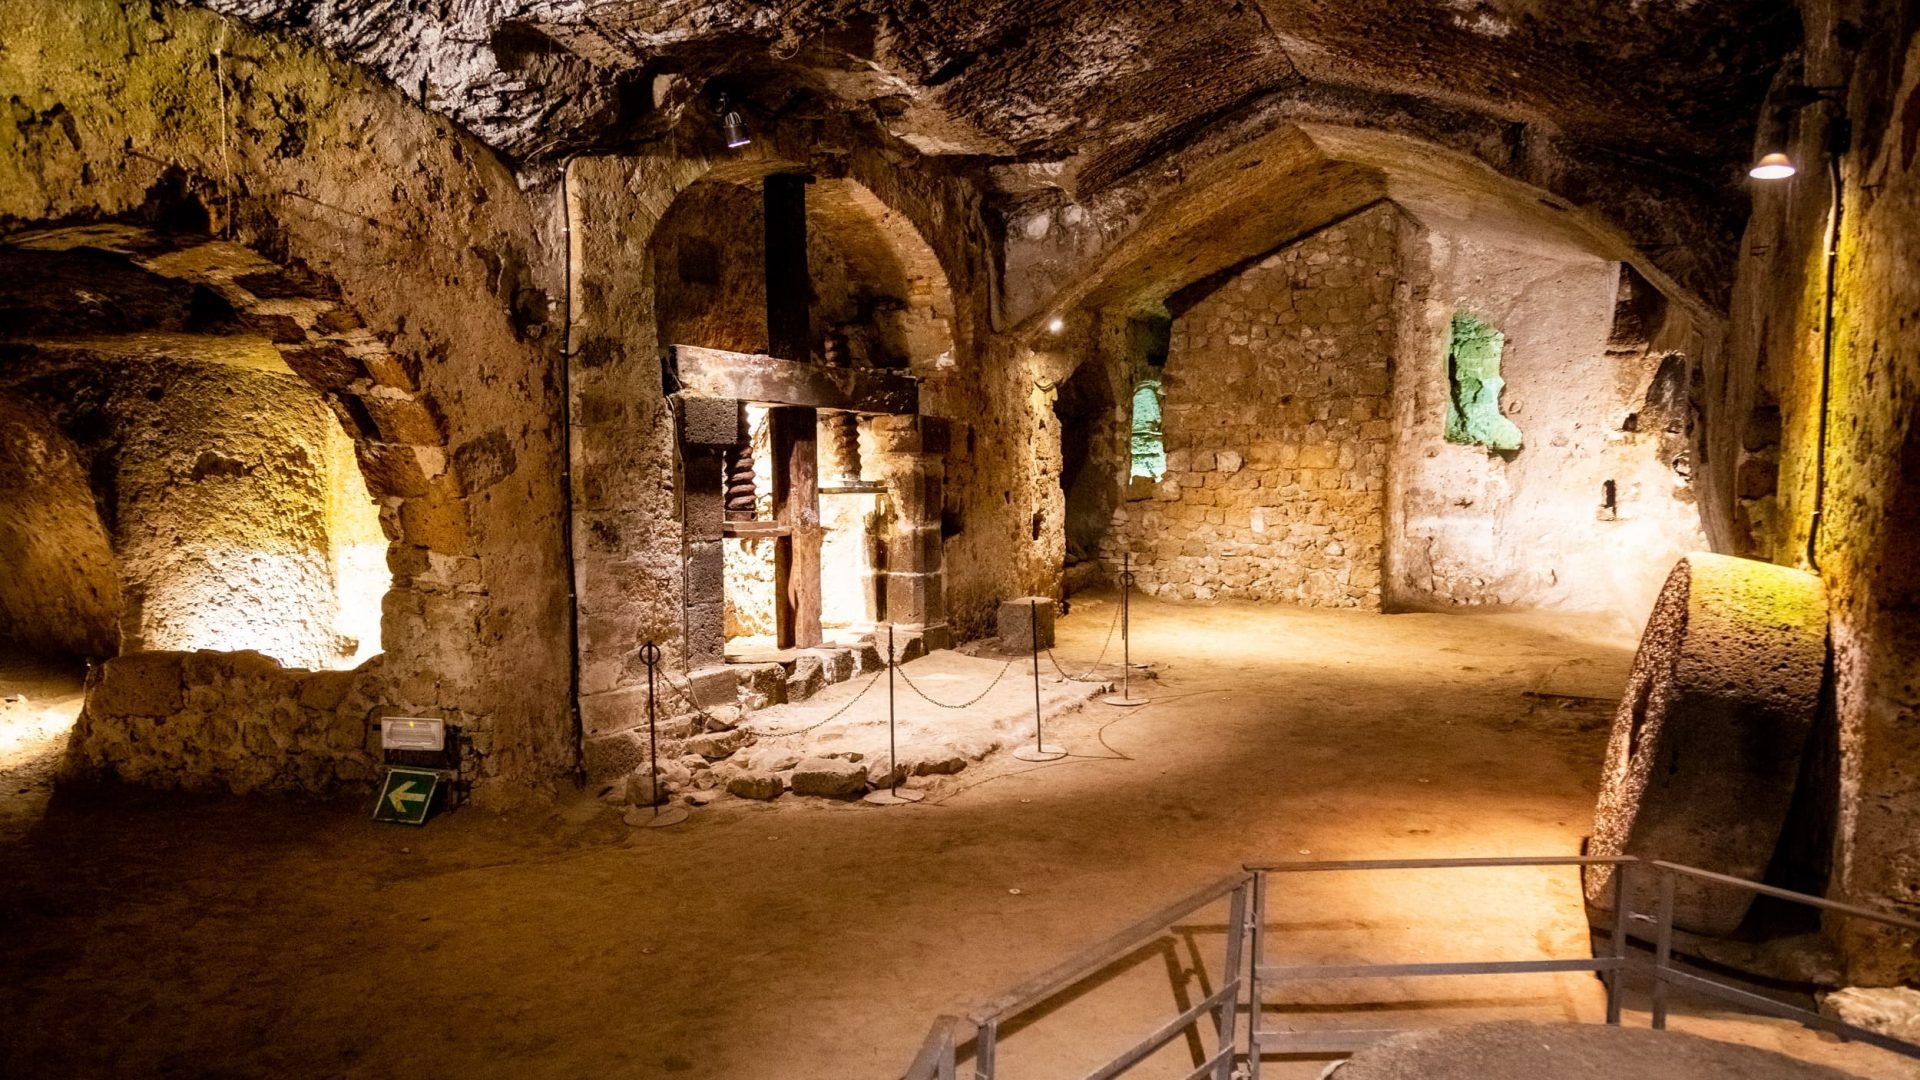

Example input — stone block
[998,597,1057,652]
[679,397,746,446]
[884,629,928,664]
[687,664,740,708]
[787,654,825,701]
[356,441,432,498]
[790,757,869,798]
[296,671,356,711]
[884,466,944,524]
[685,600,726,668]
[582,730,648,785]
[737,663,788,709]
[685,729,750,760]
[686,539,725,600]
[397,482,470,555]
[727,772,785,800]
[580,683,653,737]
[802,648,856,684]
[888,570,946,625]
[91,652,185,717]
[682,448,726,538]
[887,525,943,576]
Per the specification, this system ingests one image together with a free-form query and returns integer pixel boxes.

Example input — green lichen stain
[1130,380,1165,480]
[1444,311,1523,452]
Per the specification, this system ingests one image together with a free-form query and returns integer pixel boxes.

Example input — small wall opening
[1444,311,1524,452]
[1129,379,1166,481]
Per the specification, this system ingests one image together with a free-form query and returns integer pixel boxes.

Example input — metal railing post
[1652,869,1675,1031]
[1246,870,1265,1080]
[1214,880,1248,1080]
[974,1018,998,1080]
[1606,861,1628,1026]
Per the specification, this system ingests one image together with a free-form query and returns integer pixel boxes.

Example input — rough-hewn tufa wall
[0,398,122,658]
[1704,0,1920,983]
[1108,205,1399,606]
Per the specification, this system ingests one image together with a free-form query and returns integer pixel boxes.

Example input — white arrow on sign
[387,780,428,814]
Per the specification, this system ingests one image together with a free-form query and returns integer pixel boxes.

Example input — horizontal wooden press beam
[665,344,919,415]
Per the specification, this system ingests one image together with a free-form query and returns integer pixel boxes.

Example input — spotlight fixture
[1749,85,1848,182]
[718,93,750,149]
[1046,316,1065,334]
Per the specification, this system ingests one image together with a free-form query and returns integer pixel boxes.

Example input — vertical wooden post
[765,173,822,649]
[771,408,821,647]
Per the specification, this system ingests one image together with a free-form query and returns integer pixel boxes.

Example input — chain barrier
[896,655,1019,710]
[751,668,886,738]
[652,596,1114,736]
[1047,597,1123,683]
[653,661,889,739]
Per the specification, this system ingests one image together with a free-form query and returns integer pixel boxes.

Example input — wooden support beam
[665,345,918,414]
[722,520,791,539]
[771,406,822,649]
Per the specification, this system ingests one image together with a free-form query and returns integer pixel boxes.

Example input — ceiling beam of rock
[190,0,1797,308]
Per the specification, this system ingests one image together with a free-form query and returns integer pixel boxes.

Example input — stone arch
[1,222,466,670]
[650,170,957,372]
[568,152,968,756]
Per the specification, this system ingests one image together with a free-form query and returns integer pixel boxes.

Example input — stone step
[701,635,886,711]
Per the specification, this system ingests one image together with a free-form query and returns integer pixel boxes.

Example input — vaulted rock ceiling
[194,0,1801,304]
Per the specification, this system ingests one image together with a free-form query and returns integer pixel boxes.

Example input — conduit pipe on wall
[561,159,585,783]
[1807,136,1846,572]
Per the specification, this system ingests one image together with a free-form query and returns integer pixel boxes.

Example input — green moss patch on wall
[1444,311,1524,452]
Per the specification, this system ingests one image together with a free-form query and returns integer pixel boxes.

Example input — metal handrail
[1646,860,1920,1062]
[1245,854,1637,1072]
[905,871,1254,1080]
[902,855,1920,1080]
[968,870,1250,1027]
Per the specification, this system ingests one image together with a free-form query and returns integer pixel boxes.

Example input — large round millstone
[1584,553,1827,935]
[1333,1021,1866,1079]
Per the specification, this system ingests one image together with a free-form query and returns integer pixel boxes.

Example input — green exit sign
[373,767,440,825]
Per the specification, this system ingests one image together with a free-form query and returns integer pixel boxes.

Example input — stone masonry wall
[1107,204,1399,606]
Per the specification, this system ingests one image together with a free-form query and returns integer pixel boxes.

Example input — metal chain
[655,666,732,730]
[655,662,888,740]
[1047,597,1124,683]
[751,668,886,738]
[896,656,1019,710]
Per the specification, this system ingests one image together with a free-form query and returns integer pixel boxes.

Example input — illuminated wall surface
[1,356,385,671]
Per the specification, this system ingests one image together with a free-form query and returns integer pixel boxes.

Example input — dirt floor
[0,597,1912,1079]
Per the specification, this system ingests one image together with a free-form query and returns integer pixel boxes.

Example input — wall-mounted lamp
[718,93,750,149]
[1046,316,1065,334]
[1749,85,1848,181]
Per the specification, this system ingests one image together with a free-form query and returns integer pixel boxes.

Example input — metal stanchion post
[638,642,688,827]
[1102,552,1149,707]
[1013,599,1066,762]
[864,624,925,806]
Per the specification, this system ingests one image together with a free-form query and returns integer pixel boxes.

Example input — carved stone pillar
[872,415,951,651]
[678,397,747,668]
